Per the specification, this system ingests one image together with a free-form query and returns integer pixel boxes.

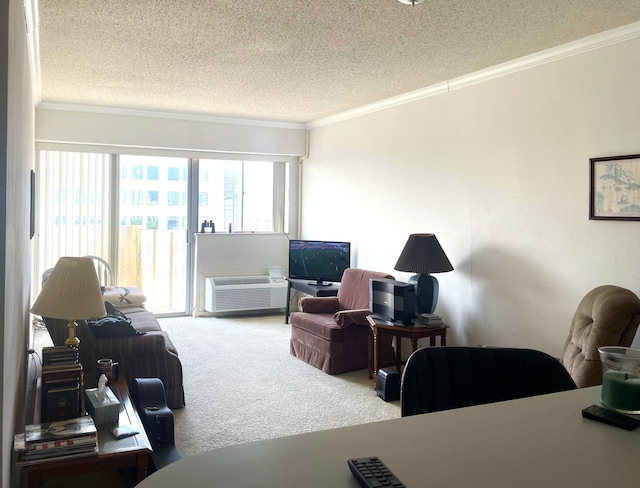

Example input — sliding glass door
[119,155,190,314]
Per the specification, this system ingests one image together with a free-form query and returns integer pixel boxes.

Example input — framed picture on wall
[30,169,36,239]
[590,154,640,221]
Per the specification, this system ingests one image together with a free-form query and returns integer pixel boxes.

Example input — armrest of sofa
[299,296,340,314]
[334,309,371,328]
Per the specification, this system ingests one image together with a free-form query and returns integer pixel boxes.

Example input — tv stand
[285,279,340,323]
[309,280,332,286]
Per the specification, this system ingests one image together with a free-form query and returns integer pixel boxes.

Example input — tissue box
[85,387,120,425]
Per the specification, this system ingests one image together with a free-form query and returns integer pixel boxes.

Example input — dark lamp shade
[394,234,453,274]
[31,257,106,320]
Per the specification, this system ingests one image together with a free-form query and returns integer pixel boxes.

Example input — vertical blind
[35,150,112,290]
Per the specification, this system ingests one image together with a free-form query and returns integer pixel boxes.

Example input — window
[35,150,290,315]
[167,216,180,230]
[130,190,143,205]
[167,191,180,206]
[198,159,279,232]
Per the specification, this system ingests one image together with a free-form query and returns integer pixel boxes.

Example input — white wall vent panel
[205,276,287,313]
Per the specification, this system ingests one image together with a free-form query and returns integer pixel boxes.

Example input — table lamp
[31,257,106,347]
[394,234,453,315]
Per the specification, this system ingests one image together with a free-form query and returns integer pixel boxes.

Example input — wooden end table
[19,374,152,487]
[367,315,448,381]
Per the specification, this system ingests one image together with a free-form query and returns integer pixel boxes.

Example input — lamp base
[65,320,80,347]
[409,274,439,315]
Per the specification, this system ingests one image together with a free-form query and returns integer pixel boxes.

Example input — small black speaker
[376,367,401,402]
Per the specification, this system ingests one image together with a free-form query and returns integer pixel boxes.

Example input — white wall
[2,0,35,485]
[192,233,289,315]
[302,37,640,358]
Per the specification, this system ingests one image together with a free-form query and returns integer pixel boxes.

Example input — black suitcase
[129,378,182,472]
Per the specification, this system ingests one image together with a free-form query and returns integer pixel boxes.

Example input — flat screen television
[288,240,351,285]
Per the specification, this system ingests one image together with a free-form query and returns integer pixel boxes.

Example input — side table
[285,279,340,323]
[19,374,152,487]
[366,315,448,381]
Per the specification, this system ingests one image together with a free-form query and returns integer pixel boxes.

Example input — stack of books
[15,417,98,462]
[41,346,83,422]
[42,346,79,367]
[415,313,444,327]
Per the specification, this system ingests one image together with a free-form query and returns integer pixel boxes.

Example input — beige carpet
[158,314,400,457]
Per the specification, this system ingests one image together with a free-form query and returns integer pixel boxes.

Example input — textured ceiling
[37,0,640,124]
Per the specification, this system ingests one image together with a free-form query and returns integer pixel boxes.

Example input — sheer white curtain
[34,150,112,293]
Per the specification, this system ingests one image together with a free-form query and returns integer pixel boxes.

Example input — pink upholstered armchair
[290,268,395,374]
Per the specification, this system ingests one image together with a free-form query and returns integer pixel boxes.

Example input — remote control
[581,404,640,430]
[347,457,406,488]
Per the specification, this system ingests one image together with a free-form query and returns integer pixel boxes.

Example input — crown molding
[307,21,640,129]
[307,83,449,130]
[36,102,307,131]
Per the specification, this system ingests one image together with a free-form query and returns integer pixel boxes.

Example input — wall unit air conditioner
[204,276,287,314]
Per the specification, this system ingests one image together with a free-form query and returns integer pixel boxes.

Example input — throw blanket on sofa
[102,286,147,307]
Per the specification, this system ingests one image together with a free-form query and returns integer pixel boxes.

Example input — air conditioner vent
[212,276,270,286]
[205,276,287,314]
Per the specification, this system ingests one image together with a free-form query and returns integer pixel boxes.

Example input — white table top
[137,386,640,487]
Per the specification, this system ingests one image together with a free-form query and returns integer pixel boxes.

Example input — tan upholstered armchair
[290,268,395,374]
[561,285,640,388]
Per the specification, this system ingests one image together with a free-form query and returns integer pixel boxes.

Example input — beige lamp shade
[31,257,106,320]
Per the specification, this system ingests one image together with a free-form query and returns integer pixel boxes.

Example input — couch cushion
[126,310,164,333]
[290,312,348,341]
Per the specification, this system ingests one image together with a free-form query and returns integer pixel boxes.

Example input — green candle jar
[598,346,640,414]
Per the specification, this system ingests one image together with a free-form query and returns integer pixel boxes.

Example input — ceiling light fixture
[398,0,425,5]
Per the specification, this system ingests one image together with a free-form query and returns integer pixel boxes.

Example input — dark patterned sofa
[43,306,185,409]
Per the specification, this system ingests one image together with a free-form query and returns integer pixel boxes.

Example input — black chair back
[401,347,577,417]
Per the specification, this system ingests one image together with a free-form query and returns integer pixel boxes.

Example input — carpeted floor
[159,313,401,457]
